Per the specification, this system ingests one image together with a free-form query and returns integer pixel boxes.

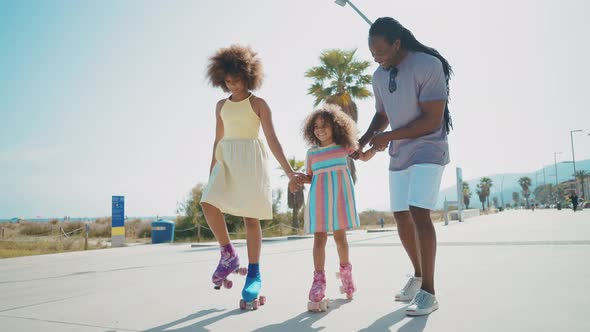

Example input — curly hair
[206,45,264,93]
[302,104,359,150]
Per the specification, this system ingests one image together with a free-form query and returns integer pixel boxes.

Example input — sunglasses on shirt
[389,67,398,93]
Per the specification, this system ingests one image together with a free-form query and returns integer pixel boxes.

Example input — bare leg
[333,229,350,266]
[201,202,230,246]
[243,217,262,264]
[393,211,422,277]
[410,206,437,294]
[313,232,328,271]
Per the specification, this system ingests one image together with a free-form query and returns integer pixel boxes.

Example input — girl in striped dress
[289,104,379,312]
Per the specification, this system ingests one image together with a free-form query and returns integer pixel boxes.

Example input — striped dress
[304,144,360,233]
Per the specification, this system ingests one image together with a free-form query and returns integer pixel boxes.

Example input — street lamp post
[334,0,372,25]
[542,165,546,185]
[570,129,583,194]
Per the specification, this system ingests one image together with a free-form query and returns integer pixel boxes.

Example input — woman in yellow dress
[200,45,301,309]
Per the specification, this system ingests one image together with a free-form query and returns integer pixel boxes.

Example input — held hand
[286,171,297,181]
[349,147,363,160]
[288,178,300,193]
[290,172,307,192]
[369,132,391,151]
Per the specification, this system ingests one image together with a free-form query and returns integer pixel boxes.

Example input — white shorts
[389,164,445,212]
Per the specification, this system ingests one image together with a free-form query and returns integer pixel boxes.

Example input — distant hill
[436,159,590,209]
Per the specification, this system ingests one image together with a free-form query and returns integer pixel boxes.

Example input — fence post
[84,224,89,250]
[279,223,283,237]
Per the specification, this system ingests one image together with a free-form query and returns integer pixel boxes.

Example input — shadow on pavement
[251,298,350,331]
[143,308,243,332]
[358,305,429,332]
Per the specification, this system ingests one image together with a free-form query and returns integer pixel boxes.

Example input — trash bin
[151,219,175,244]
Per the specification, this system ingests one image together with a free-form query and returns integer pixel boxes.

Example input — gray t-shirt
[372,51,450,171]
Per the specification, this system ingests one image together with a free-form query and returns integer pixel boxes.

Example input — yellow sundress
[200,94,272,220]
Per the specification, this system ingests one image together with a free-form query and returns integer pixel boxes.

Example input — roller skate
[335,263,355,299]
[307,270,329,312]
[240,263,266,310]
[212,244,247,290]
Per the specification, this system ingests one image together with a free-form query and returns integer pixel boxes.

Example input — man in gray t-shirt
[352,17,452,316]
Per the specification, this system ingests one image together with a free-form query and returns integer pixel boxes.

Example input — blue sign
[112,196,125,228]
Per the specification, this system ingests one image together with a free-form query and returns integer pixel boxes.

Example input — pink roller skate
[307,271,329,312]
[336,263,355,299]
[212,244,247,290]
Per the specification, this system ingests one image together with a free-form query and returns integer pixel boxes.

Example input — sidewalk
[1,210,589,331]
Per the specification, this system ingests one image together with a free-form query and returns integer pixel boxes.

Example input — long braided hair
[369,17,453,133]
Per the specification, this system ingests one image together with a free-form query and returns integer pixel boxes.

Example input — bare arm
[209,100,225,175]
[370,100,446,149]
[350,112,389,160]
[253,97,295,179]
[357,146,379,162]
[359,112,390,148]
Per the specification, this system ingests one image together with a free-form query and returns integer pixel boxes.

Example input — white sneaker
[406,289,439,316]
[395,275,422,301]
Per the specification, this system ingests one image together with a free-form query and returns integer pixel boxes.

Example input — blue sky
[1,0,589,218]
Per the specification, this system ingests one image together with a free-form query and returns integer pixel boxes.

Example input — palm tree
[574,170,590,198]
[481,177,493,209]
[462,181,472,209]
[518,176,532,209]
[281,157,306,231]
[512,192,520,207]
[305,49,372,182]
[476,187,486,210]
[476,177,493,210]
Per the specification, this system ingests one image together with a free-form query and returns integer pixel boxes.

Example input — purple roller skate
[212,244,246,290]
[307,270,329,312]
[336,263,355,299]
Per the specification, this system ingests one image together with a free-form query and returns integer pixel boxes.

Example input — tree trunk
[347,157,357,184]
[291,206,300,231]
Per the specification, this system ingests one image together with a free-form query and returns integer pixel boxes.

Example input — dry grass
[0,218,151,259]
[0,237,108,259]
[0,209,450,257]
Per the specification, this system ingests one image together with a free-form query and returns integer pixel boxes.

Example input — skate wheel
[239,299,247,310]
[320,299,329,311]
[213,285,221,290]
[259,295,266,305]
[252,299,259,310]
[308,301,319,312]
[224,279,233,289]
[237,267,248,275]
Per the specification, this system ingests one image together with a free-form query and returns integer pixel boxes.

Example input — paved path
[1,209,589,331]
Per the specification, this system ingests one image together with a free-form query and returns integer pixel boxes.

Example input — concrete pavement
[1,209,589,331]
